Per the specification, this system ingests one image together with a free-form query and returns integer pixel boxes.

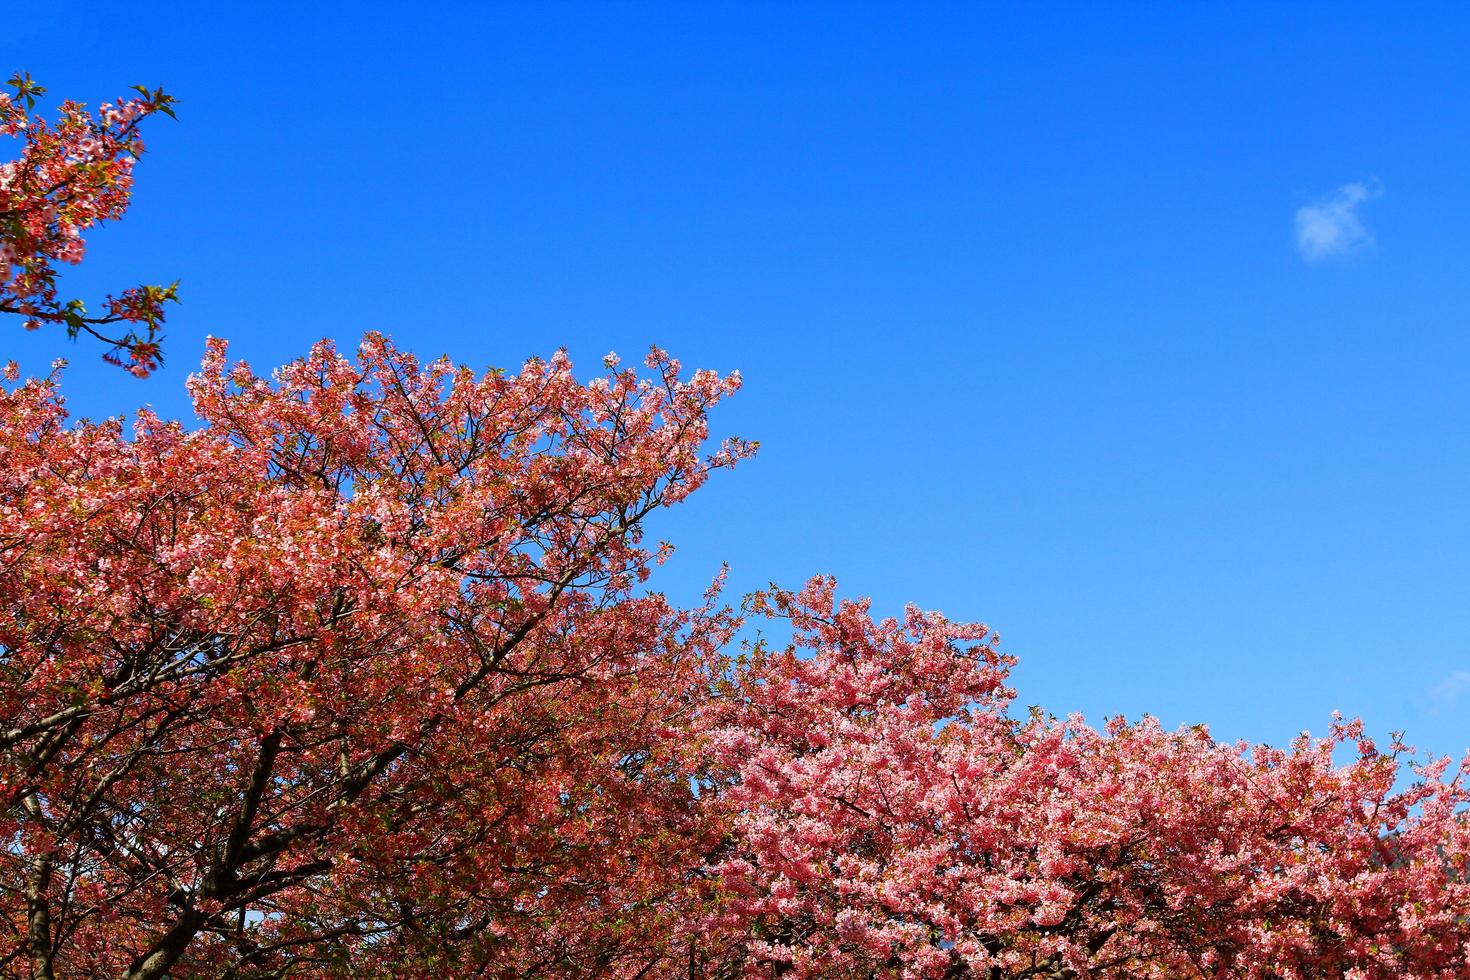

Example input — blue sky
[9,3,1470,757]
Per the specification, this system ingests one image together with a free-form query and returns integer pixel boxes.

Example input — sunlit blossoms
[0,74,176,375]
[697,581,1470,978]
[0,333,756,977]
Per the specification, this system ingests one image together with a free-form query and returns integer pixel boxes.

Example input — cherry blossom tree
[696,578,1470,978]
[0,74,177,376]
[0,337,750,977]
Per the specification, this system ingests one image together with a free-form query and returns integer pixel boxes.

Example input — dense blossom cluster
[0,74,176,375]
[0,335,751,977]
[699,582,1470,978]
[2,76,1469,979]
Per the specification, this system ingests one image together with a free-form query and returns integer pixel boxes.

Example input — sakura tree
[0,74,177,376]
[697,579,1470,978]
[0,336,750,977]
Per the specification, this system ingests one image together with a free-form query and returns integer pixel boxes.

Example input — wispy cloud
[1430,670,1470,706]
[1294,181,1382,262]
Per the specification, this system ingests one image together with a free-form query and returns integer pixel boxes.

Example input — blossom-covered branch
[0,73,177,376]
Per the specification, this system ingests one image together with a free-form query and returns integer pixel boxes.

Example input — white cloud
[1430,670,1470,706]
[1294,181,1382,262]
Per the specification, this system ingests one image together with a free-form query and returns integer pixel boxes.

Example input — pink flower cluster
[698,580,1470,978]
[0,73,176,374]
[0,337,751,976]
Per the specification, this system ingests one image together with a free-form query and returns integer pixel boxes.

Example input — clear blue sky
[9,3,1470,758]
